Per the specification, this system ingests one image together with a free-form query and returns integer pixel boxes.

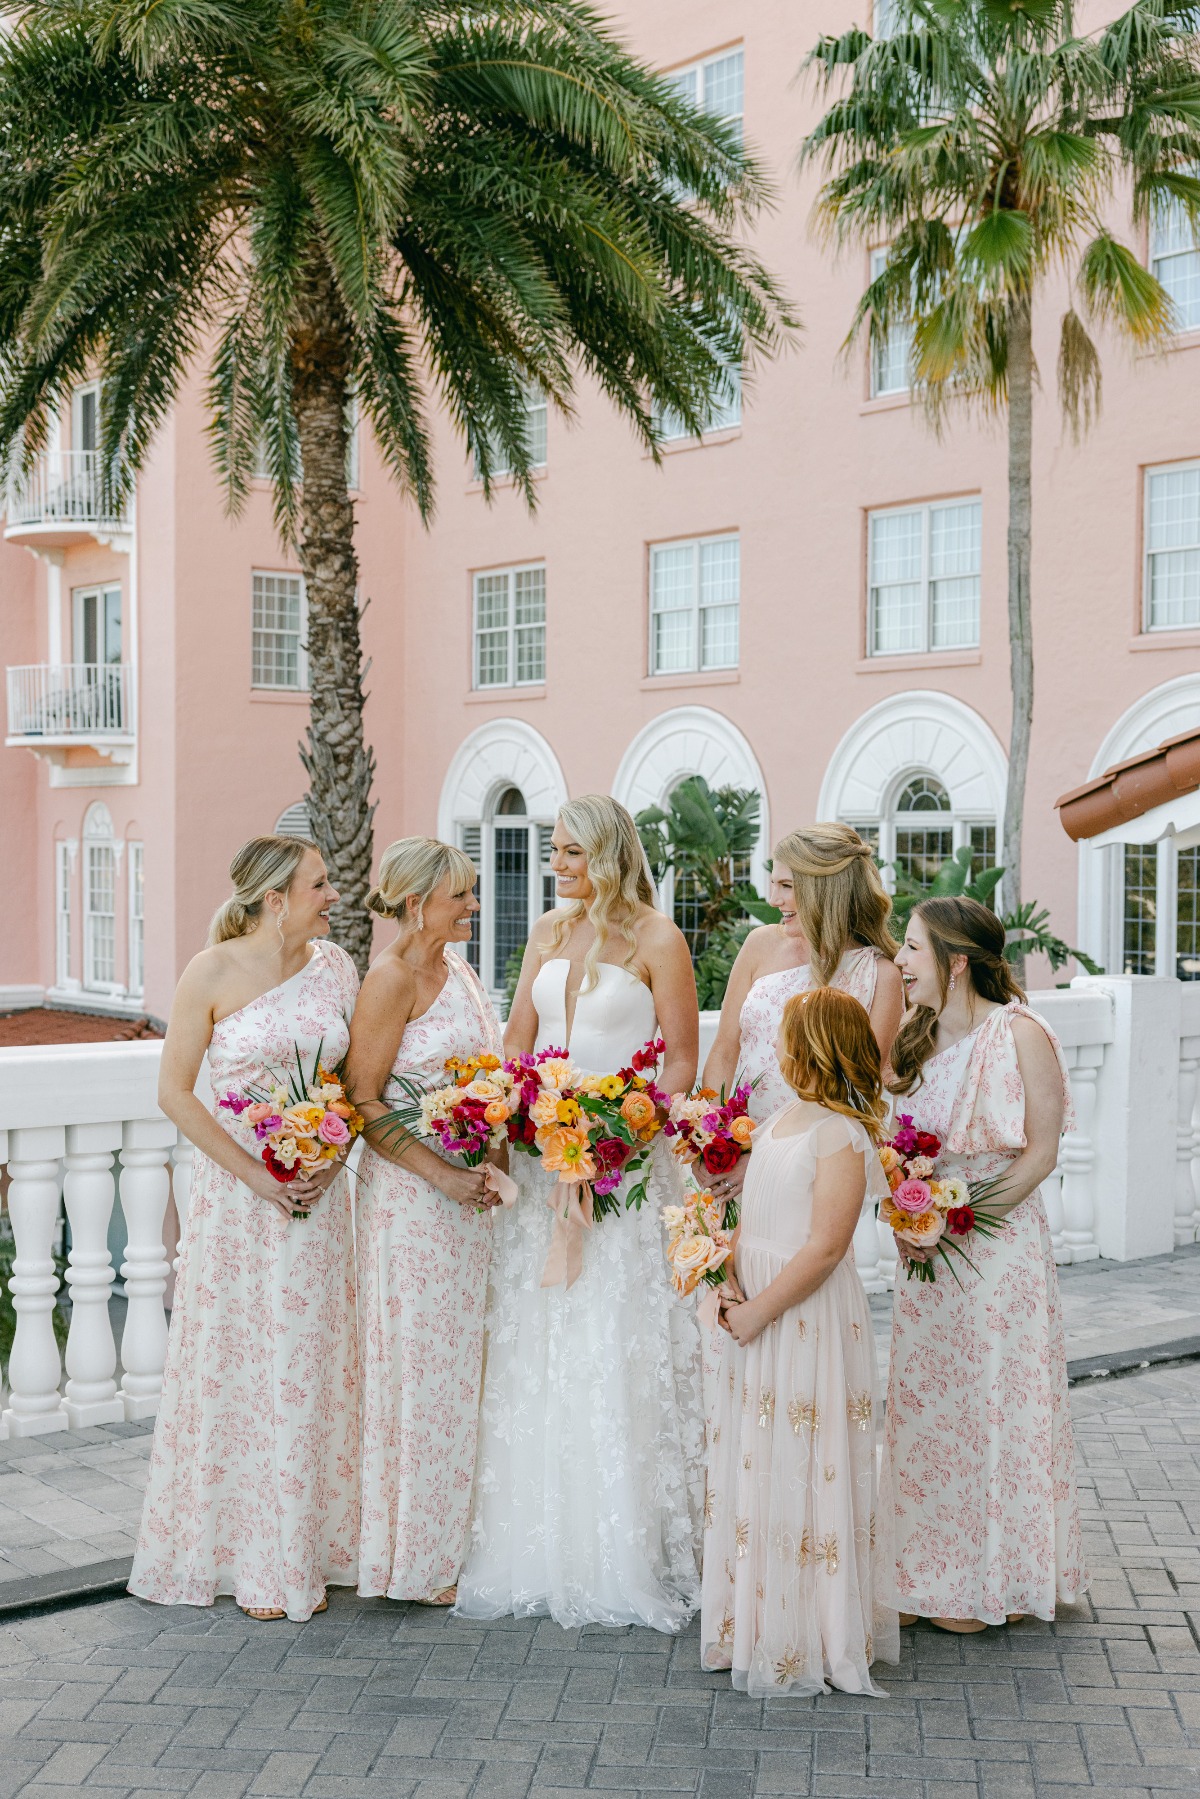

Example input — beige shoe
[929,1616,988,1634]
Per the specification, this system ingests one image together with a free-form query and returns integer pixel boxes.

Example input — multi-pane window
[1119,840,1200,979]
[474,385,548,479]
[459,796,556,997]
[654,362,742,441]
[668,47,744,139]
[85,841,116,989]
[473,564,546,688]
[1151,183,1200,333]
[868,499,981,654]
[1145,464,1200,631]
[1178,846,1200,980]
[845,771,996,898]
[55,841,72,987]
[1123,845,1159,975]
[869,248,912,397]
[650,534,740,675]
[128,842,145,996]
[251,571,306,688]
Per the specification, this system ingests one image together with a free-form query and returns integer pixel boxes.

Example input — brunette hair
[366,836,477,928]
[208,835,316,945]
[544,794,657,993]
[773,823,895,985]
[778,987,886,1137]
[888,896,1024,1095]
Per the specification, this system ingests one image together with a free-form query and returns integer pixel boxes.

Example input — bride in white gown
[455,795,706,1631]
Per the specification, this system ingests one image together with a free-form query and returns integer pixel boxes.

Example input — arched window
[459,785,555,995]
[845,771,996,892]
[82,802,119,991]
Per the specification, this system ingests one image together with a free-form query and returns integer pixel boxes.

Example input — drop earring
[949,972,957,994]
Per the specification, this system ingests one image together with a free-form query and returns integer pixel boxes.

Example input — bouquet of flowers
[371,1052,516,1168]
[879,1113,1007,1284]
[502,1035,667,1220]
[662,1188,734,1298]
[218,1044,364,1217]
[664,1077,757,1223]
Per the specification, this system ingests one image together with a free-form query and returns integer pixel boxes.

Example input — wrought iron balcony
[5,450,131,548]
[6,662,135,770]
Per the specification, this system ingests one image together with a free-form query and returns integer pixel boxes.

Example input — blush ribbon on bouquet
[483,1164,518,1209]
[540,1179,595,1288]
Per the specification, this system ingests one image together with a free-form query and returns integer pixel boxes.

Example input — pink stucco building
[3,0,1200,1024]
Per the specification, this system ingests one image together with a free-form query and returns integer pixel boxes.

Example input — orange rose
[895,1208,945,1249]
[327,1099,355,1120]
[621,1091,656,1132]
[730,1115,755,1145]
[530,1089,562,1129]
[484,1100,509,1126]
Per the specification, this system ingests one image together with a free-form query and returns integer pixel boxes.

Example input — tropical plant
[637,777,778,959]
[801,0,1200,976]
[887,844,1102,975]
[0,0,795,971]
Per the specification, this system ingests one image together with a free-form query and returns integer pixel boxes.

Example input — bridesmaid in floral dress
[344,838,504,1608]
[702,824,903,1214]
[131,836,360,1622]
[883,896,1087,1632]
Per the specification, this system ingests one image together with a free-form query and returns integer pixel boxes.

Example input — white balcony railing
[5,449,129,535]
[1,979,1196,1436]
[7,663,133,741]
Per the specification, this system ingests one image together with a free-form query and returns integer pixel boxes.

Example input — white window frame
[473,384,548,480]
[1150,176,1200,335]
[127,841,145,998]
[1143,461,1200,633]
[1114,837,1200,980]
[654,359,742,442]
[82,805,120,994]
[459,807,555,1000]
[72,380,100,455]
[867,497,982,656]
[55,840,75,989]
[251,569,308,690]
[869,247,912,398]
[472,563,547,690]
[845,773,996,900]
[648,533,741,677]
[666,45,744,138]
[72,583,123,667]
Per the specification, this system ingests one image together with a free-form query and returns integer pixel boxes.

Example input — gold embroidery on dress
[865,1633,873,1662]
[870,1511,877,1549]
[795,1528,812,1568]
[735,1517,750,1558]
[796,1317,807,1341]
[818,1532,839,1574]
[847,1391,873,1431]
[851,1320,862,1341]
[774,1648,804,1684]
[823,1464,836,1483]
[758,1390,775,1429]
[786,1397,820,1436]
[725,1558,735,1584]
[703,1487,715,1528]
[756,1581,765,1601]
[712,1425,721,1445]
[729,1369,735,1394]
[718,1610,735,1647]
[741,1381,749,1411]
[743,1453,752,1470]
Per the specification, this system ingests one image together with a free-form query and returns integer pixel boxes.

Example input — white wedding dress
[455,957,706,1631]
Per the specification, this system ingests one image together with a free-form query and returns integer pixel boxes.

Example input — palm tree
[0,0,794,971]
[800,0,1200,964]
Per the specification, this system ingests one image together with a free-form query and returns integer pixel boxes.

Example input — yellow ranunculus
[598,1074,624,1101]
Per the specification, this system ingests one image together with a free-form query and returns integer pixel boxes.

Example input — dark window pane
[1123,845,1158,976]
[895,827,953,889]
[1178,846,1200,980]
[969,824,996,879]
[493,826,529,989]
[496,786,527,817]
[460,824,482,973]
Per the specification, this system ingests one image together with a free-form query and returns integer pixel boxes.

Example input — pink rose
[317,1112,351,1146]
[892,1178,933,1216]
[245,1102,275,1125]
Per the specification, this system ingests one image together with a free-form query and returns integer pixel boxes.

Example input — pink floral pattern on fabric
[356,949,503,1602]
[129,941,361,1621]
[738,947,882,1123]
[881,1001,1088,1626]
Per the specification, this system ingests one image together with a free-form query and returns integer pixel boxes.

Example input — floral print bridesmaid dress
[129,941,361,1620]
[882,1001,1088,1625]
[738,946,884,1122]
[356,947,503,1602]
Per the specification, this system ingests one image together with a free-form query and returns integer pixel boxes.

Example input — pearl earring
[949,972,957,993]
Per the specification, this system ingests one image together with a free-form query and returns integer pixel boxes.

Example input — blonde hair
[366,836,477,930]
[774,822,896,985]
[778,987,886,1137]
[208,835,316,944]
[889,897,1024,1095]
[545,794,657,993]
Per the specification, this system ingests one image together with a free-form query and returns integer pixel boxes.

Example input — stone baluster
[3,1126,68,1437]
[1041,1111,1067,1261]
[61,1123,125,1428]
[170,1136,194,1276]
[118,1117,174,1420]
[1177,1036,1200,1247]
[1059,1050,1103,1263]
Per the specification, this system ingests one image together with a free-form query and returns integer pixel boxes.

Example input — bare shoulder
[735,922,777,972]
[634,907,689,959]
[359,948,417,1005]
[874,954,903,993]
[1009,1009,1058,1061]
[529,907,569,949]
[176,943,235,1002]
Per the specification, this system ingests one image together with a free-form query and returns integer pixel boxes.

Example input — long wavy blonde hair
[544,794,656,993]
[774,823,896,985]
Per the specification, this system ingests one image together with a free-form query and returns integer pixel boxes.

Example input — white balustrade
[5,1128,69,1436]
[6,662,133,741]
[62,1123,123,1427]
[118,1119,174,1419]
[5,448,129,532]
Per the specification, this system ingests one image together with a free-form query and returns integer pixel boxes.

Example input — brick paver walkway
[1,1361,1197,1796]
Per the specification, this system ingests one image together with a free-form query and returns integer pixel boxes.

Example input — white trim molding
[437,717,568,844]
[1077,674,1200,973]
[818,689,1008,828]
[611,706,771,885]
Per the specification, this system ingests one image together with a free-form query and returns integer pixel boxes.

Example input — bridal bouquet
[502,1036,667,1221]
[662,1188,734,1298]
[879,1113,1006,1284]
[664,1078,757,1223]
[371,1052,516,1167]
[218,1045,364,1214]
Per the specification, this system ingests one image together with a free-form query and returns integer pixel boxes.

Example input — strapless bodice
[531,958,658,1075]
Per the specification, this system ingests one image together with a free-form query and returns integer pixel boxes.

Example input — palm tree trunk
[1003,293,1034,984]
[291,261,376,975]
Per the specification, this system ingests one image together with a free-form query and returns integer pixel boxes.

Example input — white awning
[1087,786,1200,850]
